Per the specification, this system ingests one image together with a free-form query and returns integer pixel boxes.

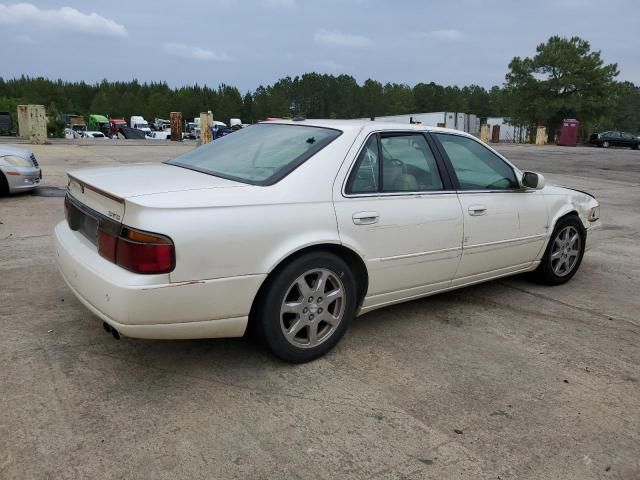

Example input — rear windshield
[166,123,342,185]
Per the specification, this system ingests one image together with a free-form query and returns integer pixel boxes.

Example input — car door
[333,131,464,310]
[432,133,549,286]
[610,131,622,147]
[621,132,635,148]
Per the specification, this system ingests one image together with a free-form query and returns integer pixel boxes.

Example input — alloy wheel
[550,226,582,277]
[279,268,346,348]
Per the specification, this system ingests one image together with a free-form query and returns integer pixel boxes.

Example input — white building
[484,117,529,143]
[362,112,530,143]
[364,112,480,135]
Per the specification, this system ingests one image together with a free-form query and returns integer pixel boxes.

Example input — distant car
[149,131,171,140]
[84,131,108,139]
[590,131,639,149]
[54,120,601,362]
[0,145,42,195]
[213,125,234,139]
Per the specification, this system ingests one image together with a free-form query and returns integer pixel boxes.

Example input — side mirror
[521,171,545,190]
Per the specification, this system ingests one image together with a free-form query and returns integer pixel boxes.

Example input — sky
[1,0,638,91]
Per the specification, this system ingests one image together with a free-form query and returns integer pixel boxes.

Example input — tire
[254,252,357,363]
[632,142,639,150]
[534,215,586,285]
[0,172,9,196]
[602,141,610,148]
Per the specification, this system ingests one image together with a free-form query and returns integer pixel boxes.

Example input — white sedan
[83,131,109,139]
[54,120,601,362]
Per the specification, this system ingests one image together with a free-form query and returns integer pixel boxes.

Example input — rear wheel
[255,252,357,363]
[534,216,586,285]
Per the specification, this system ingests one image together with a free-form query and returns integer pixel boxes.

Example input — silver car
[0,145,42,195]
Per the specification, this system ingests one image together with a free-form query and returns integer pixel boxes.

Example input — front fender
[538,185,600,258]
[544,185,599,231]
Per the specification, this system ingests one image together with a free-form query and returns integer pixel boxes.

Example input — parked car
[54,120,601,362]
[0,145,42,195]
[148,131,171,140]
[83,131,108,139]
[590,131,639,149]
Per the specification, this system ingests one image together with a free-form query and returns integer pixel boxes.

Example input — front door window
[434,133,517,190]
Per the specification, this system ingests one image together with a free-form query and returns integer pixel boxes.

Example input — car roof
[0,144,32,157]
[262,118,475,138]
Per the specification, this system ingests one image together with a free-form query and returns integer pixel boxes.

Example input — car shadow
[95,276,524,373]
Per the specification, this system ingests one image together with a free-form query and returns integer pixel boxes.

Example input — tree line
[0,76,506,127]
[0,36,638,139]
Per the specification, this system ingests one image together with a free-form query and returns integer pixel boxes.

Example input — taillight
[97,228,118,262]
[116,228,174,274]
[97,226,175,274]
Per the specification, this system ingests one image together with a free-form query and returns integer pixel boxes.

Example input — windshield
[166,123,341,185]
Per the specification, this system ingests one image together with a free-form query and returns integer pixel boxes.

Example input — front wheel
[534,216,586,285]
[602,141,610,148]
[0,172,9,196]
[255,252,357,363]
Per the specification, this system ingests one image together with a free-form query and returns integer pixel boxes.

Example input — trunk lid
[67,163,246,219]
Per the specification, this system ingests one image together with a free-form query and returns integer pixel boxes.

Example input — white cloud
[0,3,127,38]
[162,42,229,61]
[263,0,295,7]
[314,29,372,48]
[413,29,464,41]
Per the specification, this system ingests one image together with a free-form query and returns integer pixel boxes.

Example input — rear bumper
[54,221,265,339]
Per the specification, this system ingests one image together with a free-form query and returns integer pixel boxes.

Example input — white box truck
[130,116,151,134]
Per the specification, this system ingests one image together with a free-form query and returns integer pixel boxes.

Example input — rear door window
[347,136,379,194]
[380,134,443,192]
[346,133,445,194]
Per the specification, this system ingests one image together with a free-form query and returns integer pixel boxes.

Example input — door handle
[468,205,487,216]
[352,211,379,225]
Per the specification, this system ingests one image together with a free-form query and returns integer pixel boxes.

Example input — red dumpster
[557,119,581,146]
